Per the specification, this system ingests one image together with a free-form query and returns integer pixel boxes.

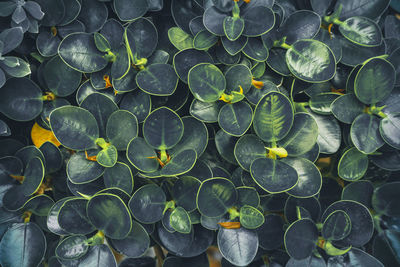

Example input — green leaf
[58,197,96,235]
[278,112,319,157]
[109,221,150,258]
[77,244,117,267]
[354,57,396,104]
[172,176,201,212]
[103,162,134,194]
[223,16,244,41]
[218,101,253,137]
[350,113,384,154]
[0,56,31,77]
[114,0,148,21]
[250,157,298,193]
[380,113,400,149]
[87,193,132,239]
[242,6,275,37]
[188,63,226,102]
[215,129,238,164]
[286,39,336,83]
[0,78,43,122]
[339,16,382,47]
[217,227,259,266]
[257,214,284,250]
[168,27,194,50]
[80,92,119,138]
[253,92,294,143]
[170,206,192,234]
[94,32,111,52]
[55,235,89,260]
[106,110,138,151]
[221,35,248,56]
[143,107,184,150]
[67,151,105,184]
[129,184,166,224]
[50,106,99,150]
[225,64,253,94]
[44,55,82,97]
[120,90,151,123]
[169,116,208,157]
[193,30,218,50]
[189,99,223,123]
[0,223,46,267]
[197,178,237,217]
[242,37,269,62]
[237,186,260,208]
[125,17,158,59]
[234,134,266,171]
[20,157,44,196]
[278,10,321,44]
[309,93,341,115]
[322,210,352,241]
[240,205,265,229]
[284,219,318,260]
[321,200,374,247]
[203,6,227,36]
[136,63,179,96]
[161,149,197,177]
[126,137,158,173]
[372,182,400,217]
[96,144,118,168]
[283,157,322,198]
[173,49,213,83]
[331,94,364,124]
[334,0,390,20]
[58,33,108,73]
[338,147,369,181]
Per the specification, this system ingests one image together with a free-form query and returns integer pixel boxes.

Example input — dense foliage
[0,0,400,266]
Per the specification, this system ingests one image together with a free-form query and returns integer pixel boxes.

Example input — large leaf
[253,92,294,143]
[58,197,96,235]
[218,101,253,137]
[126,137,158,173]
[331,94,364,124]
[286,39,336,83]
[129,184,166,224]
[143,107,183,150]
[335,0,390,20]
[338,147,368,181]
[283,157,322,198]
[278,10,321,44]
[67,151,105,184]
[125,18,158,59]
[278,112,318,156]
[284,219,318,260]
[234,134,266,171]
[0,78,42,121]
[114,0,148,21]
[354,57,395,104]
[197,178,237,217]
[339,16,382,47]
[173,49,213,83]
[380,113,400,149]
[87,193,132,239]
[58,33,108,73]
[217,227,259,266]
[242,6,275,37]
[106,110,138,151]
[350,113,384,154]
[50,106,99,150]
[136,63,178,96]
[250,157,298,193]
[188,63,226,102]
[0,223,46,267]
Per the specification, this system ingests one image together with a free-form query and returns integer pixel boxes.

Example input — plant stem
[154,244,165,267]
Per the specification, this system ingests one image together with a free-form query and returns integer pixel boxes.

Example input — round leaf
[106,110,138,151]
[218,101,253,137]
[126,137,158,173]
[284,219,318,260]
[286,39,336,83]
[197,178,237,217]
[136,63,179,96]
[322,210,352,241]
[188,63,226,103]
[55,235,89,260]
[58,33,108,73]
[50,106,99,150]
[239,205,264,229]
[87,193,132,239]
[129,184,166,224]
[253,92,294,143]
[338,147,369,181]
[339,16,382,47]
[250,157,298,193]
[350,113,384,154]
[170,206,192,234]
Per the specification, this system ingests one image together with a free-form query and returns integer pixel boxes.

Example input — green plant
[0,0,399,266]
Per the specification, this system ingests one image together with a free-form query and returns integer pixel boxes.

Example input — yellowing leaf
[31,122,61,148]
[218,222,241,229]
